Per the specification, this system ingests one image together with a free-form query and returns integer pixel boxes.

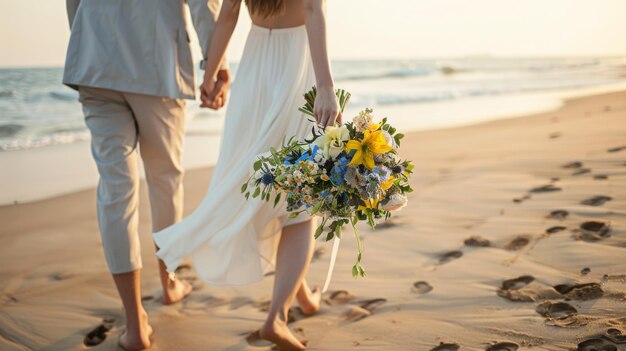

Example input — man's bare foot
[297,286,321,315]
[118,313,152,351]
[260,319,307,351]
[162,277,192,305]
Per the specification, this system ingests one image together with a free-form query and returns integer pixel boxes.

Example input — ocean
[1,56,625,152]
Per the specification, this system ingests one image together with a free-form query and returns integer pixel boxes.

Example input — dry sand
[1,92,625,350]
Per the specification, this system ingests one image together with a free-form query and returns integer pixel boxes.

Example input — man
[63,1,229,349]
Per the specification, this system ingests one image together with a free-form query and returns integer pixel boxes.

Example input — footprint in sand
[535,301,578,320]
[513,194,531,203]
[581,267,591,276]
[607,145,626,153]
[547,209,569,220]
[345,298,387,322]
[485,341,519,351]
[141,295,154,302]
[562,161,583,169]
[574,221,611,242]
[497,275,536,302]
[529,184,561,193]
[464,236,491,247]
[553,282,604,300]
[52,272,77,281]
[594,174,609,180]
[572,168,591,176]
[412,281,433,295]
[83,318,115,347]
[501,275,534,290]
[437,250,463,265]
[580,195,612,206]
[577,338,618,351]
[430,342,460,351]
[324,290,355,306]
[546,226,567,234]
[504,235,531,251]
[605,328,626,344]
[549,132,561,139]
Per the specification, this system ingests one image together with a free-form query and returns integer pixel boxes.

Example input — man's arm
[66,0,80,29]
[187,0,229,71]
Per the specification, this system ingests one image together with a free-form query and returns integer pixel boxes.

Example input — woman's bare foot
[297,286,321,315]
[118,312,152,351]
[162,277,192,305]
[260,319,307,351]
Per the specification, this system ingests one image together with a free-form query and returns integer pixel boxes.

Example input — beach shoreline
[1,90,625,350]
[3,81,626,206]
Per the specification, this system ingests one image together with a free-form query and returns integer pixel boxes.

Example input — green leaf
[241,182,248,193]
[245,192,250,200]
[273,192,282,208]
[314,225,324,239]
[252,187,260,198]
[310,200,324,215]
[326,231,334,241]
[395,133,405,140]
[335,224,343,239]
[358,265,366,277]
[253,160,262,172]
[289,212,299,219]
[352,265,359,278]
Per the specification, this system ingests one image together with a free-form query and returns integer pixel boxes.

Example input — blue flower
[296,144,320,163]
[329,156,350,186]
[372,166,390,182]
[261,172,274,186]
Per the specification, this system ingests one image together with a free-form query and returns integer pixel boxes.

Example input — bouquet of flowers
[241,87,413,279]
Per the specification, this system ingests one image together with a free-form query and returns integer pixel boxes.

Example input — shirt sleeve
[187,0,229,71]
[66,0,80,29]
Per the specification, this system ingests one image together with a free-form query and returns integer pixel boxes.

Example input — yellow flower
[345,129,392,169]
[357,198,379,211]
[367,123,381,132]
[381,176,395,191]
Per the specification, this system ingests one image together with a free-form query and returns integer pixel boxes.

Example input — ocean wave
[336,68,435,81]
[0,130,90,151]
[0,124,25,138]
[0,89,14,98]
[49,91,78,101]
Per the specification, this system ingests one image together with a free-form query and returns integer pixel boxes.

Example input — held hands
[314,86,342,127]
[200,69,231,110]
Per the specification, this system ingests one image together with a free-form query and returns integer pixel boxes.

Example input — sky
[1,0,625,67]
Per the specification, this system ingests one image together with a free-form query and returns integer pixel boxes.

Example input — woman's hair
[244,0,285,18]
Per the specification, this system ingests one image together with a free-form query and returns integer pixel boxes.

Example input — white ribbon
[322,236,341,293]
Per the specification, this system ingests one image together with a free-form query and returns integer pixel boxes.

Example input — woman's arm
[304,0,340,126]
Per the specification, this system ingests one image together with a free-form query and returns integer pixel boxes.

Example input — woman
[153,0,340,349]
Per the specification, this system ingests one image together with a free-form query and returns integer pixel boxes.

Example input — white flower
[382,130,398,149]
[315,126,350,159]
[382,193,407,211]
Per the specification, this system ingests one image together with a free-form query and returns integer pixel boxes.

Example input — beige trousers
[79,87,186,274]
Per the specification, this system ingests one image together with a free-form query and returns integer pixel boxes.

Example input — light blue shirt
[63,0,225,99]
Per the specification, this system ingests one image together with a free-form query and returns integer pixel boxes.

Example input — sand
[1,91,625,350]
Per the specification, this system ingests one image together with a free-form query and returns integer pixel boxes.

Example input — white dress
[153,24,316,285]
